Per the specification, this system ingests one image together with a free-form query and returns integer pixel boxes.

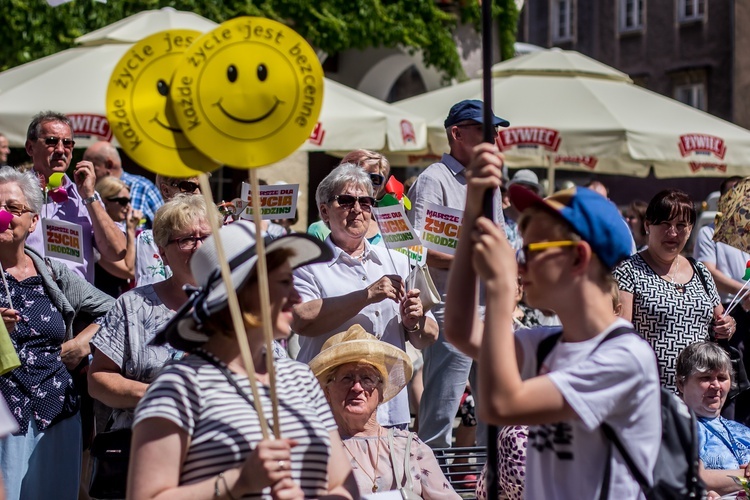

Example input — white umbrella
[394,49,750,180]
[0,9,426,153]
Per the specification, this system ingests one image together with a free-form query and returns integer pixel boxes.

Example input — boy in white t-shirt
[445,143,661,499]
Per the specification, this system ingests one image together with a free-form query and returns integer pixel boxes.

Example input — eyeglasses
[329,194,376,212]
[42,136,75,149]
[330,373,382,392]
[170,181,201,193]
[106,197,131,206]
[168,235,209,251]
[456,123,501,134]
[0,203,33,217]
[369,173,385,187]
[655,222,691,235]
[516,240,578,266]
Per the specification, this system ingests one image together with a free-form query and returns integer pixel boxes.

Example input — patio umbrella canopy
[395,49,750,179]
[0,8,425,154]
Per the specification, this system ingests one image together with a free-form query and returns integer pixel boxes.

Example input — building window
[620,0,644,32]
[551,0,574,41]
[678,0,705,22]
[675,83,706,111]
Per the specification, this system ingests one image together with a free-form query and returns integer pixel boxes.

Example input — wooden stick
[248,170,281,439]
[198,174,270,439]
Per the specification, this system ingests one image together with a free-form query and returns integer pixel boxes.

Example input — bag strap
[387,428,402,486]
[192,349,274,433]
[404,432,414,491]
[687,257,709,295]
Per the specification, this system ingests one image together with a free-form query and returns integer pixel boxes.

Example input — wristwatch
[82,193,100,205]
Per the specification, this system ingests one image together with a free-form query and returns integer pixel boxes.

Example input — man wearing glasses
[84,141,163,229]
[406,99,509,453]
[24,111,126,282]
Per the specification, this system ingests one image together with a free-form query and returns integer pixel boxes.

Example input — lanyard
[701,417,745,464]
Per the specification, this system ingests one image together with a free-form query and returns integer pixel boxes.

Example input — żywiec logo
[679,134,726,160]
[400,119,416,143]
[498,127,561,152]
[67,114,112,141]
[555,155,598,170]
[308,122,325,146]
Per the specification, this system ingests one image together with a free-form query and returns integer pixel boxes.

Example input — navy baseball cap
[444,99,510,129]
[509,185,632,270]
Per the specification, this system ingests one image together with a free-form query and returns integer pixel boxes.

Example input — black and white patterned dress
[614,253,719,391]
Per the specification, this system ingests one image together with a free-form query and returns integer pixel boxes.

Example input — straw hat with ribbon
[308,324,413,403]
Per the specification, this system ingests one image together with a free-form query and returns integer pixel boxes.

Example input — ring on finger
[278,460,286,470]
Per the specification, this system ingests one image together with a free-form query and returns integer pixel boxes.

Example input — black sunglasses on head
[107,197,131,206]
[369,173,385,186]
[171,181,200,193]
[42,136,75,149]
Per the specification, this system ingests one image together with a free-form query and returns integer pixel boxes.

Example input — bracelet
[214,472,237,499]
[403,321,420,333]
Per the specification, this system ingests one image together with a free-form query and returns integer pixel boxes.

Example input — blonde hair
[95,176,129,200]
[152,194,219,248]
[340,149,390,176]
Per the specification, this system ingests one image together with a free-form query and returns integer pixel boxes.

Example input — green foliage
[0,0,517,79]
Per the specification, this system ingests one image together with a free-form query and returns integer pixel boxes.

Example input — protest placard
[395,245,427,266]
[239,183,299,220]
[42,219,84,264]
[421,202,463,256]
[372,204,421,249]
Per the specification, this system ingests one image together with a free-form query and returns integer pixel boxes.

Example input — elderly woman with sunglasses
[615,189,735,394]
[293,163,438,431]
[94,176,142,297]
[134,174,201,286]
[89,195,216,440]
[308,149,391,245]
[310,325,459,499]
[0,167,114,499]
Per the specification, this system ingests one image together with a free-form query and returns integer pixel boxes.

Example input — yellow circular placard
[106,30,220,177]
[169,17,324,168]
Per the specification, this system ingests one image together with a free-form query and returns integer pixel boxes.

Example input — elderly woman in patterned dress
[309,324,458,499]
[0,167,113,499]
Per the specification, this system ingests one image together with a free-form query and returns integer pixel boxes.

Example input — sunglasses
[369,173,385,187]
[106,197,131,206]
[516,240,578,266]
[42,136,75,149]
[329,194,376,211]
[170,181,201,193]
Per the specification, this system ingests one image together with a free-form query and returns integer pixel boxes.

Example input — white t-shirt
[516,319,661,499]
[693,224,750,304]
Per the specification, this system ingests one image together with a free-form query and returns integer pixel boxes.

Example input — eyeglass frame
[516,240,579,266]
[170,180,201,193]
[328,194,376,212]
[328,372,383,392]
[0,203,34,217]
[41,136,76,149]
[650,221,691,235]
[167,235,209,251]
[106,197,131,206]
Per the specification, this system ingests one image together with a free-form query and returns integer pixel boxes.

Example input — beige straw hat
[308,325,413,403]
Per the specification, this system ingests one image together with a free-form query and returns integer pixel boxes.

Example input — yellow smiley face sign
[170,17,324,167]
[107,30,220,177]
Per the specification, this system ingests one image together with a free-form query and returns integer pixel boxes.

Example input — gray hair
[0,167,44,213]
[675,341,734,392]
[152,194,220,248]
[315,163,374,219]
[27,111,73,142]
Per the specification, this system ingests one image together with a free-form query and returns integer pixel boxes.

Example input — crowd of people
[0,104,744,500]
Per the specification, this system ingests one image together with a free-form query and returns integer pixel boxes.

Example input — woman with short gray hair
[0,167,43,214]
[676,341,750,496]
[293,163,438,431]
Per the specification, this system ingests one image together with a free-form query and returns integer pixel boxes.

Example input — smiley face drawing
[107,29,219,176]
[170,17,324,168]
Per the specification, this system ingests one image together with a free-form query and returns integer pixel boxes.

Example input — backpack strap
[535,326,633,375]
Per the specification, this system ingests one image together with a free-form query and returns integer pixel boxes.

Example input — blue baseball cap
[444,99,510,129]
[509,185,632,270]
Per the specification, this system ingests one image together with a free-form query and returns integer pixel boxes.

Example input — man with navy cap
[407,99,509,451]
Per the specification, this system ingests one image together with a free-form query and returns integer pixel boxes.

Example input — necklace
[344,426,382,492]
[663,256,685,292]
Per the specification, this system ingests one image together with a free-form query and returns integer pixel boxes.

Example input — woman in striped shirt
[128,222,357,499]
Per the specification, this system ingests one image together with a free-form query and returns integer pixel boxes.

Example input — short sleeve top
[134,352,336,498]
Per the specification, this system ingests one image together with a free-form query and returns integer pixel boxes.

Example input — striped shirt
[134,350,336,498]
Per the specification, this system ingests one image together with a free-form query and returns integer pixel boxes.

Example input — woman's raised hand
[471,217,518,294]
[465,143,505,221]
[366,275,404,304]
[237,438,298,495]
[400,289,423,329]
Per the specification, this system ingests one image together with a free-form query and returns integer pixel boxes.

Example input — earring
[645,231,649,235]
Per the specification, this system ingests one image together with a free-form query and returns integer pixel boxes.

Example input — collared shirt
[26,174,96,282]
[406,153,504,297]
[293,237,434,427]
[120,171,163,228]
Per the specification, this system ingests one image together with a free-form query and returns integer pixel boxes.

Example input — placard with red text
[239,183,299,220]
[421,203,463,256]
[42,219,84,264]
[372,204,421,250]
